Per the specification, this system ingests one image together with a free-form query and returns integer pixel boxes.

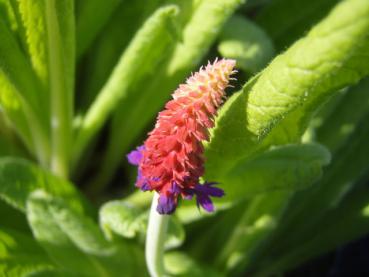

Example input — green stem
[45,0,72,178]
[146,193,169,277]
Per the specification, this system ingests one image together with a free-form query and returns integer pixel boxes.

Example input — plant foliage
[0,0,369,276]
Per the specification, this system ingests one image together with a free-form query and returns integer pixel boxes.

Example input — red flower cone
[128,58,237,214]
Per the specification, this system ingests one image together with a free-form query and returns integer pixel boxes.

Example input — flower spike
[127,58,236,214]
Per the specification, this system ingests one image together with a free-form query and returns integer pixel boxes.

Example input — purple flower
[156,182,181,214]
[127,147,225,214]
[187,182,225,212]
[126,145,145,165]
[127,146,150,191]
[157,194,176,214]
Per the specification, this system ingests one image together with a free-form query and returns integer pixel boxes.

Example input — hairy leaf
[0,157,86,213]
[99,199,185,249]
[26,190,142,276]
[206,0,369,179]
[99,200,144,239]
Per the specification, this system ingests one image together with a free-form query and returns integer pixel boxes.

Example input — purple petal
[195,182,225,198]
[140,182,151,191]
[169,182,181,194]
[184,182,224,213]
[197,194,214,212]
[157,194,177,214]
[126,146,145,165]
[135,169,152,191]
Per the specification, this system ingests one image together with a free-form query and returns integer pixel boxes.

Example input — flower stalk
[146,192,169,277]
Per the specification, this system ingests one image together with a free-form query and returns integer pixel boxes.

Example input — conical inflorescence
[127,58,237,214]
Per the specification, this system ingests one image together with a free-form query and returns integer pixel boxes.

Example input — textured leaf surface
[16,0,48,88]
[26,191,142,276]
[100,200,144,239]
[205,0,369,179]
[0,158,85,213]
[99,199,185,249]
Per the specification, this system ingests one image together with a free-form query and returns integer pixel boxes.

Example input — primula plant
[1,0,369,276]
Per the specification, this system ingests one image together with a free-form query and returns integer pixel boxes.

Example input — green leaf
[257,0,339,50]
[219,143,330,203]
[26,190,142,276]
[218,15,275,73]
[253,186,369,276]
[217,191,291,274]
[46,196,114,256]
[80,0,164,113]
[76,0,122,58]
[205,0,369,179]
[44,0,75,177]
[95,0,244,192]
[166,216,185,250]
[188,143,329,272]
[27,269,81,277]
[14,0,48,89]
[73,5,180,169]
[0,113,27,158]
[255,114,369,267]
[99,200,145,239]
[99,199,185,249]
[0,16,49,162]
[165,251,222,277]
[26,190,110,276]
[11,0,75,171]
[78,0,162,110]
[0,0,17,31]
[0,199,29,232]
[0,157,86,213]
[0,227,55,276]
[316,77,369,153]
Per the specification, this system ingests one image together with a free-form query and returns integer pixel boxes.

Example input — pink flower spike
[127,58,237,214]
